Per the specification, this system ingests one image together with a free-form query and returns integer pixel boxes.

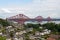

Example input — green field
[0,36,6,40]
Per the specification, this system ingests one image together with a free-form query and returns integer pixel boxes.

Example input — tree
[42,23,55,31]
[24,23,41,28]
[42,22,60,34]
[0,19,10,26]
[9,31,14,40]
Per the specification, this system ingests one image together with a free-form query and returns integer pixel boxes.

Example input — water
[25,21,60,24]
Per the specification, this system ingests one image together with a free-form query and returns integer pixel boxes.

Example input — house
[29,35,35,40]
[39,27,43,29]
[47,34,60,40]
[6,38,11,40]
[34,35,41,39]
[14,38,19,40]
[40,32,45,35]
[22,30,27,33]
[19,36,24,40]
[26,28,33,32]
[35,31,40,36]
[43,29,51,35]
[29,34,41,40]
[0,24,3,28]
[0,32,2,36]
[6,26,15,32]
[15,30,26,36]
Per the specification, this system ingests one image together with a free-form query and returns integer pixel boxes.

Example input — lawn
[0,36,6,40]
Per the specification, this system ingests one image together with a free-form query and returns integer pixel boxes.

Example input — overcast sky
[0,0,60,19]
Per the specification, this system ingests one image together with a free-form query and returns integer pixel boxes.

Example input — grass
[0,36,6,40]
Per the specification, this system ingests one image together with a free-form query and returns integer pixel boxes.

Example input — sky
[0,0,60,19]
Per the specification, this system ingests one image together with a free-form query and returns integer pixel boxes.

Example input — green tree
[42,22,60,34]
[42,23,55,31]
[9,31,14,40]
[0,19,10,26]
[24,23,41,28]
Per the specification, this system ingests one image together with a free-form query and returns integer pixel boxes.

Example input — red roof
[47,37,56,40]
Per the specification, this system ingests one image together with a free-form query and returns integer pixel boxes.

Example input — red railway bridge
[7,14,60,24]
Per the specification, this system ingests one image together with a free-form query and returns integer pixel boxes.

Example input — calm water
[25,21,60,24]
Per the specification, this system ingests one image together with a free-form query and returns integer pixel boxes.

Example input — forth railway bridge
[7,14,60,24]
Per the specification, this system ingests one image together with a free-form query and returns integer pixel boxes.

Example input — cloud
[0,0,60,18]
[49,13,58,18]
[1,8,11,13]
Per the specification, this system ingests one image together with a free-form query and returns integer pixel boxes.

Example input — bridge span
[7,14,60,24]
